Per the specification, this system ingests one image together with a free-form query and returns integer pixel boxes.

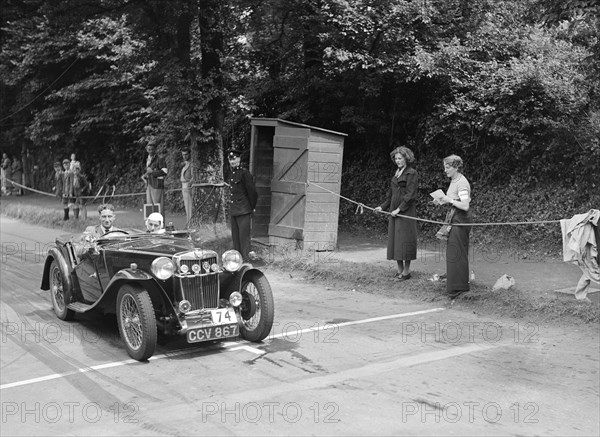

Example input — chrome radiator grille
[177,256,219,310]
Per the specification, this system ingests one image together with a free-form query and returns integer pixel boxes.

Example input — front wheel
[116,284,157,361]
[49,260,75,321]
[238,272,274,342]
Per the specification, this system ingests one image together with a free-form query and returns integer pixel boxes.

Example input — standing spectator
[434,154,472,297]
[22,148,33,193]
[227,148,258,262]
[11,155,23,196]
[52,161,64,201]
[1,153,10,195]
[32,164,39,190]
[180,148,194,226]
[142,144,168,220]
[374,145,419,280]
[65,161,90,220]
[61,159,71,220]
[70,153,78,173]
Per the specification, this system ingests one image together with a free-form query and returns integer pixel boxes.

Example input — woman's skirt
[446,208,471,292]
[387,206,417,261]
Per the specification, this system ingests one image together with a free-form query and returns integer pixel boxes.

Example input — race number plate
[211,308,238,324]
[187,324,239,343]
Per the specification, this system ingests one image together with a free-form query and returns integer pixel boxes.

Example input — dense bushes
[339,150,599,251]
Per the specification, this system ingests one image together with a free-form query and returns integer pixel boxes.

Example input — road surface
[1,217,598,436]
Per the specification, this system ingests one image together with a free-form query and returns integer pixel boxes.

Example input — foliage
[0,0,598,238]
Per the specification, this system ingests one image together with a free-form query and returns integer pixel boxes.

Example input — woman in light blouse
[435,154,472,296]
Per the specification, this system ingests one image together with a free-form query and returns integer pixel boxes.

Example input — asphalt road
[1,217,599,436]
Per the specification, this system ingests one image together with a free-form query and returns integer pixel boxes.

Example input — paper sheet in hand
[430,189,445,200]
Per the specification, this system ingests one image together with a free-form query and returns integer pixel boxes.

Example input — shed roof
[250,118,347,137]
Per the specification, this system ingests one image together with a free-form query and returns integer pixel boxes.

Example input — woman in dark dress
[434,154,472,297]
[374,146,418,280]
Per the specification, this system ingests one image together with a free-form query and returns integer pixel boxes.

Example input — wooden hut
[249,118,347,251]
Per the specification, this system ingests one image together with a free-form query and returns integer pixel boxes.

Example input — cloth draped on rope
[560,209,600,300]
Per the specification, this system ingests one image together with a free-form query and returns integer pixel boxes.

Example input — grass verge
[263,255,599,324]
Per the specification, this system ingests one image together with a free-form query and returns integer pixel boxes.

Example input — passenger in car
[146,212,165,234]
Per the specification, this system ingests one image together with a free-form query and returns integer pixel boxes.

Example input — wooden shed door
[268,132,308,241]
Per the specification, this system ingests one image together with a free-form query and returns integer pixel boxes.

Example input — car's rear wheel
[238,272,274,342]
[116,284,157,361]
[49,260,75,321]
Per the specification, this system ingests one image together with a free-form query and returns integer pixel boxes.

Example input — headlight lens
[229,291,242,307]
[178,300,192,314]
[151,257,176,280]
[222,250,242,272]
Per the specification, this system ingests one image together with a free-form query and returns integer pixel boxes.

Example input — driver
[74,204,120,258]
[146,212,165,234]
[84,203,117,238]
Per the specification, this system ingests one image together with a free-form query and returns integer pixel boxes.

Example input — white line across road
[0,308,445,391]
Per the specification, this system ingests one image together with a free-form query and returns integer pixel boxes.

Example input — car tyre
[238,272,274,342]
[49,260,75,321]
[116,284,157,361]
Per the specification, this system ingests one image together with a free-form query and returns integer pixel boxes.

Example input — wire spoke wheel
[49,260,74,321]
[116,285,157,361]
[239,272,274,342]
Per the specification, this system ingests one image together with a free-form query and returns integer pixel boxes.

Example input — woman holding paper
[435,154,472,296]
[374,146,418,280]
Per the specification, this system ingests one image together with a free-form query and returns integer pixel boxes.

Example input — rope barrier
[3,177,564,227]
[2,178,226,200]
[306,180,562,227]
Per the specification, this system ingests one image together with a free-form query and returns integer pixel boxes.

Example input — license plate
[187,324,239,343]
[211,308,238,324]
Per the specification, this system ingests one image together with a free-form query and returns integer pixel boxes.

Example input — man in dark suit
[227,149,258,262]
[142,144,168,220]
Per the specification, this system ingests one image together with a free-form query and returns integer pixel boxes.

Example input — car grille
[178,256,219,310]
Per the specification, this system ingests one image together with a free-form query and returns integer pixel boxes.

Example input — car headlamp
[178,300,192,314]
[222,250,242,272]
[151,257,176,280]
[229,291,242,307]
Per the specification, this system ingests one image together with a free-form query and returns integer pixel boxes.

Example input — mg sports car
[40,229,274,361]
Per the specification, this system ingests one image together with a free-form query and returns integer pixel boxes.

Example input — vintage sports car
[40,228,274,361]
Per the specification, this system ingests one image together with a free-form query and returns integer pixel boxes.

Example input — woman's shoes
[397,273,411,281]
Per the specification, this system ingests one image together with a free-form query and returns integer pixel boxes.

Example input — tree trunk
[198,0,226,223]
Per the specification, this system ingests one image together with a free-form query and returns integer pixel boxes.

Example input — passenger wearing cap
[146,212,166,233]
[227,148,258,261]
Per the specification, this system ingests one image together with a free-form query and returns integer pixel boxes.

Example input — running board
[67,302,95,312]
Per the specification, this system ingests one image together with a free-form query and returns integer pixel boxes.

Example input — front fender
[97,269,177,317]
[40,248,72,291]
[220,264,266,296]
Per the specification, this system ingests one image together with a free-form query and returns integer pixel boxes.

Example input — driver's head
[98,204,115,230]
[146,212,164,233]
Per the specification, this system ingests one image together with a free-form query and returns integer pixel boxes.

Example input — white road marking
[1,308,444,391]
[229,345,265,355]
[269,307,445,340]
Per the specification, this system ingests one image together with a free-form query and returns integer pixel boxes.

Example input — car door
[74,251,104,302]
